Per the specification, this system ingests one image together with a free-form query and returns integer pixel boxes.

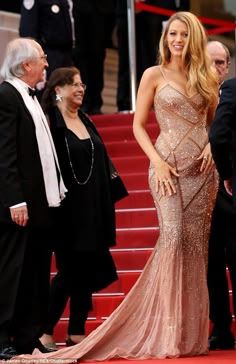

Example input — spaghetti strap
[159,66,168,81]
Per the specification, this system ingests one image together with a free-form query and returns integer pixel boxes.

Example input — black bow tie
[28,88,37,97]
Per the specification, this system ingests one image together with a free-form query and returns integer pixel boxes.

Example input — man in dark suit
[0,37,67,359]
[209,74,236,349]
[207,41,235,350]
[72,0,116,115]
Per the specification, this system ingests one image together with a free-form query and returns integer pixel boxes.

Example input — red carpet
[52,112,236,362]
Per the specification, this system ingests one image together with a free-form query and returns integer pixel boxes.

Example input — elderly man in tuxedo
[209,50,236,350]
[0,38,67,359]
[207,41,235,350]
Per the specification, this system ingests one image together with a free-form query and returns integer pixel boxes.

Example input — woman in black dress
[39,67,127,349]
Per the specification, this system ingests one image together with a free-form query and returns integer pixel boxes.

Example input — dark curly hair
[41,66,80,113]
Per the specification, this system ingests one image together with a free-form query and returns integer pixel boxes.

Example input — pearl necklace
[65,134,94,185]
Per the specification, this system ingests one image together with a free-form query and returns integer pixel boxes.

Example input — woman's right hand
[153,159,179,196]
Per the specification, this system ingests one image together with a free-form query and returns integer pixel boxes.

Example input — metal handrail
[127,0,137,112]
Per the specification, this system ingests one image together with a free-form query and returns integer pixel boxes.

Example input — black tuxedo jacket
[209,77,236,204]
[0,81,51,227]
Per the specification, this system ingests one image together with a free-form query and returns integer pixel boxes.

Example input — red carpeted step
[111,249,153,270]
[91,294,124,318]
[112,155,149,174]
[92,111,158,128]
[118,271,141,294]
[116,228,158,248]
[99,271,141,294]
[50,270,141,296]
[97,123,158,143]
[116,208,157,229]
[121,172,149,189]
[116,190,154,209]
[106,140,149,158]
[93,112,134,127]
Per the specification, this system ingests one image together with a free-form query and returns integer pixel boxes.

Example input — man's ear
[22,60,32,73]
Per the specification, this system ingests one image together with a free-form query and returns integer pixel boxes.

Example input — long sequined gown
[22,69,218,362]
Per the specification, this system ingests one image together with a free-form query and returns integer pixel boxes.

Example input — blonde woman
[17,12,219,362]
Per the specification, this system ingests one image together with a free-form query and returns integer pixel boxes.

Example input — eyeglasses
[71,82,87,90]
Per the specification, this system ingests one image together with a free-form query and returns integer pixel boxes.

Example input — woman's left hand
[197,143,214,173]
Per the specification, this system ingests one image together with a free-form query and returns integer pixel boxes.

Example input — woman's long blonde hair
[159,12,218,112]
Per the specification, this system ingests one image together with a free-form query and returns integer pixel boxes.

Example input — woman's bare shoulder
[141,65,163,86]
[142,65,162,77]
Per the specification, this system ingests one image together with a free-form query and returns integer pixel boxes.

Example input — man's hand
[10,205,29,226]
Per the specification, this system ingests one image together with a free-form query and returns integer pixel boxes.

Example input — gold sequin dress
[22,69,218,362]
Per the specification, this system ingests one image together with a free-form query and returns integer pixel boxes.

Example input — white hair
[0,38,39,80]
